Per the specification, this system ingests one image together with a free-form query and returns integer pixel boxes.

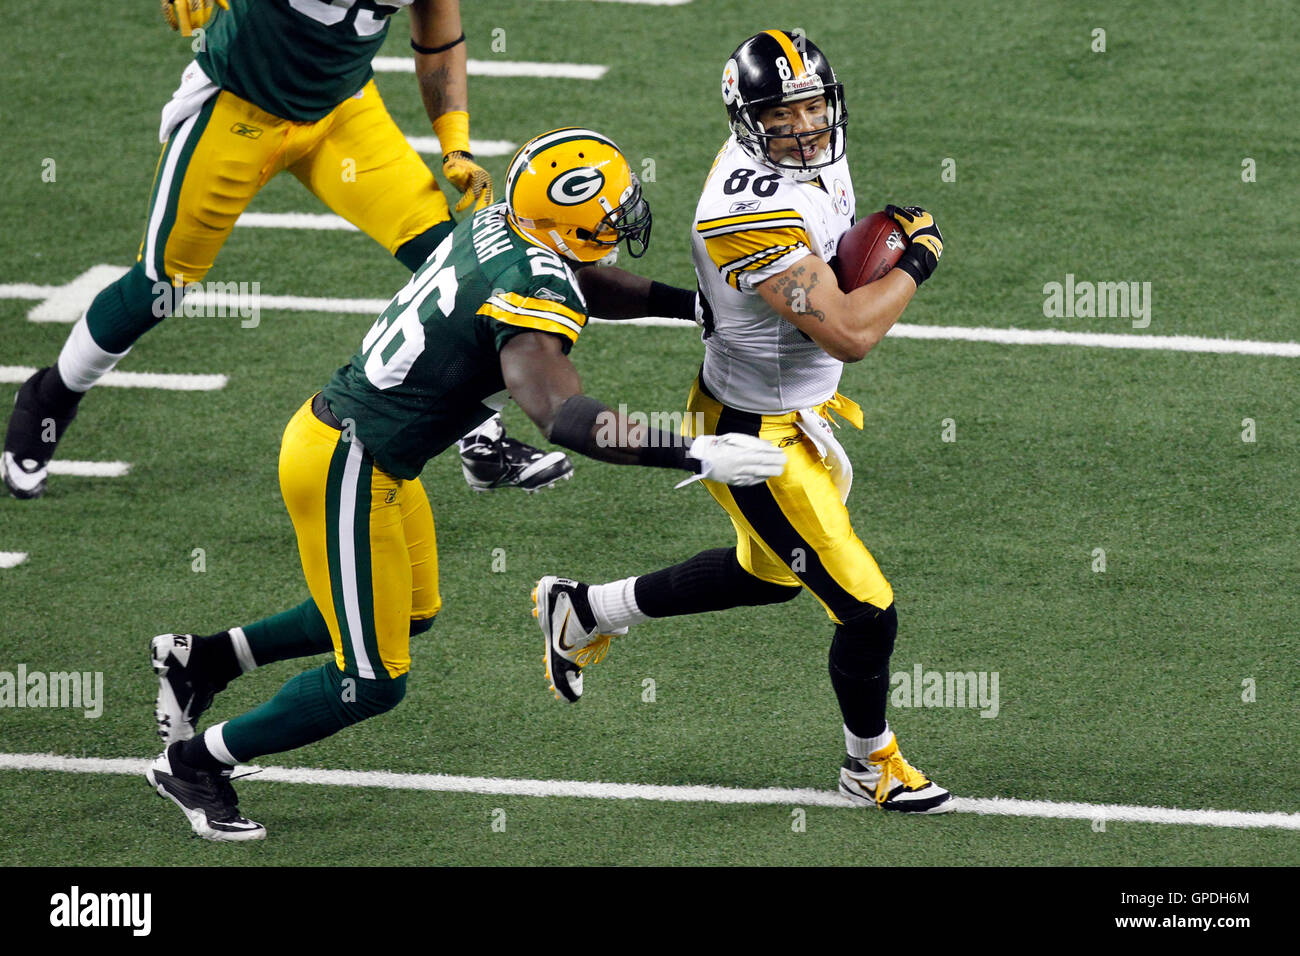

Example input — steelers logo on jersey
[833,179,851,216]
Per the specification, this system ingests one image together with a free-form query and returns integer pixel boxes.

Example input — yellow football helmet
[505,128,652,263]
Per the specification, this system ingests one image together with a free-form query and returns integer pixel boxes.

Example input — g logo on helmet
[547,167,606,206]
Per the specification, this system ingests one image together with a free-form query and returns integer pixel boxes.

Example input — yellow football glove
[885,204,944,286]
[443,151,495,213]
[162,0,229,37]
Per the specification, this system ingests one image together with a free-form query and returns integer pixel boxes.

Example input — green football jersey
[321,204,590,480]
[196,0,408,122]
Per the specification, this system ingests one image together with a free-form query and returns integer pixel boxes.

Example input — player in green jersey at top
[3,0,697,499]
[143,128,787,841]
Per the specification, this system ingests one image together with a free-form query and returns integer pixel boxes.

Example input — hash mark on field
[1,367,226,391]
[0,553,28,569]
[46,461,130,478]
[2,753,1297,831]
[373,57,607,80]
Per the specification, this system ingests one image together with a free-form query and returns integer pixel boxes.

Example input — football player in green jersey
[2,0,697,499]
[144,129,787,841]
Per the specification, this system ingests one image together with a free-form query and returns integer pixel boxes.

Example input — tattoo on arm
[417,65,465,119]
[773,264,826,322]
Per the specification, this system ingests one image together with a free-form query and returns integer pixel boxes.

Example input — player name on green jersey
[196,0,409,121]
[322,205,590,480]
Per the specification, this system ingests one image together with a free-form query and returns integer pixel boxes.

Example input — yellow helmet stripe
[763,29,806,77]
[505,127,620,207]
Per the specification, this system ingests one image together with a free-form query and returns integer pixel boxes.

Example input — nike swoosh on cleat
[557,608,576,651]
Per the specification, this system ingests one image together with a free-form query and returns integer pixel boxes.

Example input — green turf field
[0,0,1297,868]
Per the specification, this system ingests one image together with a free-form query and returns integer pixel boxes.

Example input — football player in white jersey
[533,30,952,813]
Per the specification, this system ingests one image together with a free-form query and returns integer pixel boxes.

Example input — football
[831,210,908,292]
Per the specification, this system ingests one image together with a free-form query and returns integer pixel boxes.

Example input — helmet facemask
[574,175,652,259]
[731,84,847,183]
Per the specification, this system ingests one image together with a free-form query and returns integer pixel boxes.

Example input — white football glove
[677,433,786,488]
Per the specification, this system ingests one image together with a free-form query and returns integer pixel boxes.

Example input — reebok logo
[230,123,263,139]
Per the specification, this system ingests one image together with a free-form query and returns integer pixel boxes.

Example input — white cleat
[838,736,954,814]
[532,575,624,702]
[2,451,47,499]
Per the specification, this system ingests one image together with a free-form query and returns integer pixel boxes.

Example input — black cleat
[461,433,573,492]
[2,366,78,500]
[146,744,265,842]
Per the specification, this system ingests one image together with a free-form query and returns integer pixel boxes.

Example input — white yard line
[373,57,607,80]
[0,367,226,391]
[10,265,129,323]
[6,274,1298,357]
[405,136,516,157]
[888,323,1300,358]
[0,553,28,569]
[237,212,359,231]
[1,752,1296,831]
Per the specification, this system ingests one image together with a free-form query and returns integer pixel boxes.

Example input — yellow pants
[686,378,894,623]
[278,397,441,679]
[140,80,450,283]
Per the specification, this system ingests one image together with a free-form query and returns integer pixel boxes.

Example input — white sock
[202,722,239,766]
[585,577,649,632]
[459,413,503,448]
[844,723,893,761]
[228,626,258,673]
[56,314,130,392]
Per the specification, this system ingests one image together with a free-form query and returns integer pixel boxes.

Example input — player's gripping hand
[885,204,944,286]
[683,434,786,487]
[443,152,495,213]
[162,0,228,36]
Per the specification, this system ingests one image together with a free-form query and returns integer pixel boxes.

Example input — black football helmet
[721,30,847,181]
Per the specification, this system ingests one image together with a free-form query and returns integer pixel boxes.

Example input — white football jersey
[692,135,856,415]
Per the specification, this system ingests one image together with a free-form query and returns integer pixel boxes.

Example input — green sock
[220,663,406,762]
[241,599,334,665]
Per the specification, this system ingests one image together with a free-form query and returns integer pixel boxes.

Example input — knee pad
[830,602,897,674]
